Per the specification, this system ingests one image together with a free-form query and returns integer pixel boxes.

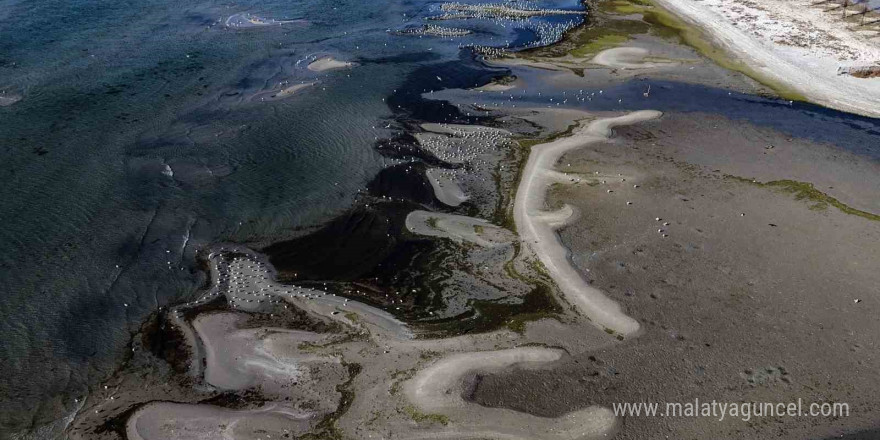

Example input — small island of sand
[307,56,357,72]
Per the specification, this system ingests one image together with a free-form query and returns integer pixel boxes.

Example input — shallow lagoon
[1,0,877,435]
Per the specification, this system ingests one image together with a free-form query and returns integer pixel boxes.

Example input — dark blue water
[0,0,584,434]
[434,70,880,160]
[1,0,878,436]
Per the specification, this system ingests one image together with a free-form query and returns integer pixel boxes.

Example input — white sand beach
[652,0,880,116]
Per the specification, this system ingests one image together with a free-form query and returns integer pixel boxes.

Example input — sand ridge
[513,110,663,337]
[402,347,616,440]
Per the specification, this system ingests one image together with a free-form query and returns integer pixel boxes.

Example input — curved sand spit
[406,210,515,247]
[403,347,616,440]
[168,246,412,377]
[426,168,469,207]
[126,401,317,440]
[248,81,316,103]
[275,81,315,97]
[514,110,663,337]
[193,312,342,397]
[224,13,304,28]
[591,47,672,70]
[213,248,412,340]
[475,81,517,92]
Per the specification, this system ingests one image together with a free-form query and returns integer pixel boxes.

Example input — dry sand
[653,0,880,117]
[513,111,662,337]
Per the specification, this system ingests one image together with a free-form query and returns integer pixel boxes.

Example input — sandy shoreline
[49,0,880,438]
[651,0,880,117]
[77,243,616,440]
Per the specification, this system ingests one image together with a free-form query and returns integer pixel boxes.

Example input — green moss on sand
[727,176,879,221]
[401,406,450,425]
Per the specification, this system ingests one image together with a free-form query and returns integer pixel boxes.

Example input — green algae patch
[419,283,562,336]
[300,362,363,440]
[726,176,879,222]
[401,406,450,425]
[475,284,563,334]
[598,0,806,101]
[766,180,879,221]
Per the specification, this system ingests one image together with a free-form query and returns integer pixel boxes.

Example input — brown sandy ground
[468,111,880,439]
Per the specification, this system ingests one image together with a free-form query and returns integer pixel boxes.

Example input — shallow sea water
[0,0,583,433]
[1,0,878,435]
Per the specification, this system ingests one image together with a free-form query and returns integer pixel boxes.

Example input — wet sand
[470,110,880,439]
[406,210,515,247]
[126,402,317,440]
[307,56,356,72]
[273,81,316,98]
[590,47,673,69]
[425,168,469,207]
[0,94,21,107]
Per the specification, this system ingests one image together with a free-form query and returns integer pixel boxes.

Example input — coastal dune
[513,111,663,337]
